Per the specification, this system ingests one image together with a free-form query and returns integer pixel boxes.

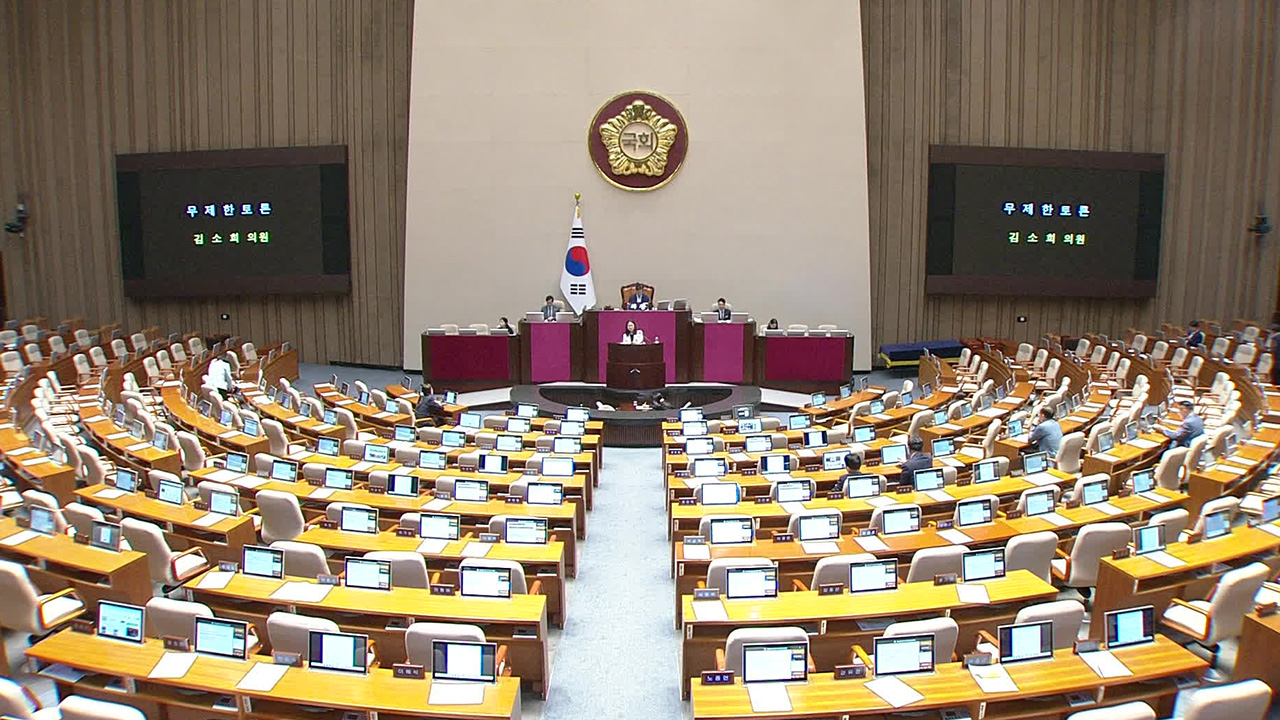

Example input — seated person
[715,298,732,322]
[1161,399,1204,447]
[541,295,558,321]
[766,318,780,331]
[1184,320,1204,349]
[898,436,932,486]
[626,287,652,310]
[620,320,645,345]
[496,317,516,336]
[414,383,450,425]
[1027,406,1062,455]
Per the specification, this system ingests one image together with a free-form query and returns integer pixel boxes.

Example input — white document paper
[978,408,1003,418]
[728,453,751,464]
[956,583,990,604]
[313,423,335,431]
[801,541,841,555]
[866,496,897,508]
[970,663,1019,694]
[1025,473,1060,487]
[872,413,894,421]
[422,498,453,511]
[691,599,728,622]
[938,423,962,431]
[197,571,235,590]
[1090,502,1123,516]
[1139,491,1166,504]
[236,662,290,692]
[460,542,492,558]
[286,415,310,423]
[938,528,973,545]
[925,489,954,502]
[204,468,244,483]
[1036,512,1072,527]
[1212,464,1247,475]
[216,430,241,440]
[230,476,267,489]
[855,535,889,552]
[20,457,49,466]
[105,431,131,441]
[1142,550,1187,568]
[1079,650,1133,678]
[269,581,332,603]
[126,442,152,452]
[682,544,711,560]
[94,487,128,500]
[940,457,964,468]
[865,676,924,708]
[1092,452,1120,462]
[417,538,450,554]
[0,529,38,546]
[335,399,353,406]
[1129,439,1160,450]
[428,682,486,706]
[349,461,375,473]
[6,446,35,456]
[373,411,393,419]
[251,395,271,405]
[1258,523,1280,538]
[747,683,792,714]
[149,652,198,680]
[38,663,87,683]
[307,487,337,500]
[780,502,807,515]
[191,513,229,528]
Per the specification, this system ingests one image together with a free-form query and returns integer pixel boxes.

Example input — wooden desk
[0,424,78,505]
[385,382,468,422]
[294,526,569,628]
[993,394,1112,470]
[27,632,521,720]
[1233,609,1280,690]
[1092,524,1280,638]
[1185,426,1279,521]
[679,570,1057,698]
[76,401,183,476]
[314,383,413,433]
[189,571,552,697]
[75,484,255,565]
[240,388,346,441]
[1081,433,1173,492]
[798,386,886,423]
[606,342,665,389]
[159,385,270,458]
[0,518,150,610]
[690,635,1205,719]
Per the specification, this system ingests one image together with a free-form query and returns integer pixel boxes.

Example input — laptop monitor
[197,400,213,418]
[432,640,498,683]
[384,400,400,415]
[849,559,898,593]
[194,617,249,659]
[843,474,880,498]
[270,459,298,482]
[797,513,840,541]
[934,410,949,426]
[931,438,955,458]
[460,565,512,598]
[1025,489,1057,517]
[873,635,935,676]
[775,480,812,503]
[1081,479,1109,506]
[974,459,1000,484]
[525,481,564,506]
[459,412,482,429]
[960,404,974,419]
[700,482,741,506]
[692,458,727,478]
[1124,422,1139,442]
[741,642,808,683]
[839,384,852,399]
[787,414,811,431]
[565,407,589,422]
[386,474,419,498]
[225,452,249,474]
[1203,508,1232,540]
[803,430,827,449]
[129,419,146,440]
[708,517,754,545]
[308,630,368,674]
[444,390,458,404]
[1097,430,1115,454]
[317,436,340,457]
[879,444,907,465]
[680,408,704,423]
[822,449,851,471]
[744,435,772,454]
[913,468,944,492]
[419,450,448,470]
[504,517,548,545]
[901,391,914,405]
[1133,524,1164,555]
[1264,496,1280,524]
[339,506,379,534]
[242,545,284,578]
[810,392,826,407]
[997,620,1054,664]
[323,409,338,425]
[477,453,508,475]
[516,403,539,419]
[344,558,392,590]
[685,437,715,457]
[96,601,144,643]
[324,468,354,490]
[558,420,585,437]
[495,434,523,452]
[242,418,261,437]
[540,456,575,478]
[219,408,234,427]
[961,548,1005,582]
[157,478,185,505]
[682,421,708,437]
[1006,418,1024,436]
[90,521,122,551]
[209,489,240,516]
[420,513,460,540]
[453,479,489,502]
[760,454,791,475]
[852,425,876,444]
[1022,452,1048,475]
[152,432,170,451]
[362,444,391,464]
[1104,606,1155,649]
[441,431,466,448]
[869,400,885,414]
[738,418,763,434]
[725,566,778,599]
[393,425,416,442]
[506,417,531,434]
[28,506,56,536]
[114,468,139,493]
[881,506,921,535]
[956,499,993,527]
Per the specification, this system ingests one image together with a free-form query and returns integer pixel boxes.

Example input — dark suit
[1185,330,1205,349]
[716,307,732,321]
[541,305,557,321]
[899,451,933,487]
[627,292,651,309]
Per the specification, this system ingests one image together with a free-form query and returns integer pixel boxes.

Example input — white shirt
[620,329,645,345]
[204,357,234,391]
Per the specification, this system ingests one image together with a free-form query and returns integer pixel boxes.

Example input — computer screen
[1203,508,1231,539]
[810,392,826,407]
[552,436,581,455]
[1097,430,1115,453]
[1133,524,1163,555]
[386,474,419,498]
[209,490,240,516]
[565,407,589,422]
[516,403,539,419]
[454,479,489,502]
[682,421,708,437]
[733,404,754,419]
[432,640,498,683]
[797,514,840,541]
[692,458,727,478]
[114,468,139,492]
[157,478,185,505]
[420,513,460,540]
[744,435,772,454]
[843,474,880,498]
[775,480,812,503]
[308,630,368,674]
[725,566,778,599]
[956,499,993,527]
[708,517,754,545]
[97,601,144,643]
[317,436,340,457]
[1022,452,1048,474]
[803,430,827,449]
[741,642,808,683]
[419,450,448,470]
[243,418,261,437]
[559,420,586,437]
[393,425,416,442]
[960,403,974,419]
[1054,404,1067,420]
[444,390,459,404]
[962,548,1005,582]
[1082,479,1108,506]
[226,452,249,474]
[880,444,907,465]
[1006,418,1024,436]
[679,408,704,423]
[194,617,249,659]
[495,434,523,452]
[504,517,548,545]
[882,507,921,535]
[914,468,945,492]
[922,383,933,397]
[822,449,850,471]
[839,384,852,399]
[459,412,482,429]
[478,453,509,475]
[931,438,955,457]
[1025,489,1056,516]
[270,459,298,482]
[153,432,170,451]
[869,400,886,414]
[974,460,999,484]
[873,634,935,676]
[91,521,122,551]
[344,558,392,590]
[1130,469,1155,494]
[997,620,1054,664]
[506,417,532,434]
[243,545,284,578]
[1264,496,1280,523]
[28,506,56,535]
[788,414,811,430]
[324,468,354,490]
[853,425,876,444]
[1124,422,1138,442]
[934,410,949,426]
[849,559,898,593]
[526,482,564,506]
[685,437,714,456]
[460,566,512,598]
[700,482,741,506]
[384,400,400,414]
[339,507,379,534]
[901,391,914,405]
[363,444,391,463]
[760,454,791,475]
[1104,605,1155,649]
[218,409,234,427]
[541,456,575,478]
[442,431,466,448]
[738,419,762,434]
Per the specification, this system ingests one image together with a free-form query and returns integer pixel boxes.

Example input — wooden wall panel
[864,0,1280,348]
[0,0,411,365]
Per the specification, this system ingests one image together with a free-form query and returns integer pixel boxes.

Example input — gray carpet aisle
[541,447,685,720]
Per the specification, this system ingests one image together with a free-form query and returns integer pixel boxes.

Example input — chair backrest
[262,419,291,456]
[120,518,177,584]
[144,597,213,640]
[459,558,528,593]
[62,502,105,537]
[1065,522,1132,586]
[1016,343,1034,362]
[722,626,808,676]
[266,611,339,656]
[1056,432,1086,474]
[0,559,43,632]
[705,557,774,593]
[1015,599,1085,649]
[1154,447,1188,490]
[363,551,430,589]
[325,501,374,523]
[1199,562,1270,645]
[882,617,959,665]
[868,503,921,533]
[405,622,487,666]
[57,696,148,720]
[270,540,329,579]
[1065,702,1155,720]
[1179,679,1272,720]
[255,490,305,543]
[1190,496,1240,536]
[905,545,969,583]
[0,676,37,719]
[786,509,842,537]
[809,553,878,589]
[1146,508,1190,541]
[697,514,755,539]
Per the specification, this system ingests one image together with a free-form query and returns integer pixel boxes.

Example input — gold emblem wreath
[597,100,678,177]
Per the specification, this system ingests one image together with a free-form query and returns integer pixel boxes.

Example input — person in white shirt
[620,320,645,345]
[204,351,235,399]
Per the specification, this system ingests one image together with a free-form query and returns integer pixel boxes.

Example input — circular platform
[508,384,762,447]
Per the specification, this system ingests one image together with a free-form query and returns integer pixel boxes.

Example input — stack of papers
[236,662,290,692]
[196,571,235,590]
[460,542,492,558]
[1212,465,1247,475]
[105,431,132,441]
[20,457,49,466]
[1140,550,1187,568]
[126,442,152,452]
[216,430,241,440]
[683,544,710,560]
[149,652,197,679]
[1025,473,1059,487]
[746,684,792,713]
[1130,438,1160,450]
[1138,491,1165,504]
[349,461,376,472]
[1079,650,1132,678]
[970,663,1018,693]
[428,682,486,706]
[286,415,310,423]
[956,583,990,604]
[855,535,889,552]
[779,502,807,515]
[937,528,972,545]
[691,599,728,622]
[1258,523,1280,538]
[269,582,332,603]
[38,664,87,683]
[865,676,924,708]
[939,457,965,468]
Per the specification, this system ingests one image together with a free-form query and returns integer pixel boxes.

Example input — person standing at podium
[620,320,645,345]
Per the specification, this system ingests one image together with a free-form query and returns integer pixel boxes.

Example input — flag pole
[574,192,581,218]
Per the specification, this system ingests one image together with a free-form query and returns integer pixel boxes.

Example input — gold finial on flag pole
[574,192,581,217]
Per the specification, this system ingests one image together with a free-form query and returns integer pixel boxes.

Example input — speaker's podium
[606,343,665,389]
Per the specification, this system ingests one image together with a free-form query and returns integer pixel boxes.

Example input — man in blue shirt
[898,436,932,486]
[1027,407,1062,456]
[1162,400,1205,447]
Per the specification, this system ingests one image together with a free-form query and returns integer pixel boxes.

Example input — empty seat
[270,541,329,579]
[120,518,209,588]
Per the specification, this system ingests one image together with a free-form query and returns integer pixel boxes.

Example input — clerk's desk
[313,383,414,433]
[76,399,183,476]
[690,635,1206,719]
[190,466,583,577]
[159,385,270,457]
[0,518,150,610]
[27,632,521,720]
[678,570,1058,699]
[74,483,256,565]
[0,423,77,506]
[294,525,569,628]
[186,570,552,697]
[239,387,347,441]
[1090,523,1280,638]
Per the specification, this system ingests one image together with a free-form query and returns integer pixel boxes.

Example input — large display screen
[116,146,350,297]
[926,145,1164,297]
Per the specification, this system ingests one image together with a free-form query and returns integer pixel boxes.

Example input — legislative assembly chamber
[0,1,1277,719]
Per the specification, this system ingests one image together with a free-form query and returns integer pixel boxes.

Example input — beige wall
[403,0,874,371]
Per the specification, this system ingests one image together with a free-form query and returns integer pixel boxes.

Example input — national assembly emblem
[588,91,688,192]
